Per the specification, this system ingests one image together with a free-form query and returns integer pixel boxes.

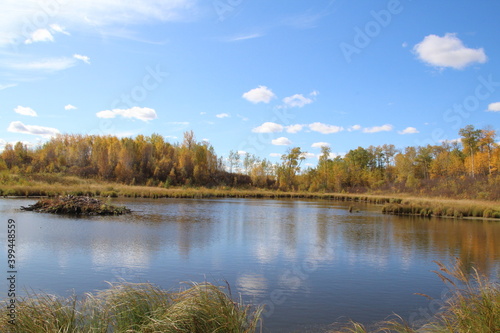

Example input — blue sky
[1,0,499,166]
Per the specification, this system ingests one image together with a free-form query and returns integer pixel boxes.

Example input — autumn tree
[1,144,16,170]
[394,147,418,189]
[250,158,273,188]
[277,147,305,191]
[2,126,499,197]
[317,146,333,191]
[459,125,482,178]
[478,127,496,176]
[344,146,373,187]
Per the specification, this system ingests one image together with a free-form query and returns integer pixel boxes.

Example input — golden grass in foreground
[333,261,500,333]
[0,282,263,333]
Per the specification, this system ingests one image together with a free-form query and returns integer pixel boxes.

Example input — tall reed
[0,282,263,333]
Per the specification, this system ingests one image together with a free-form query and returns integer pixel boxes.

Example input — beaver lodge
[21,195,131,215]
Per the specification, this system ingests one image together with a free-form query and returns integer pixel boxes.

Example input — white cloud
[309,122,343,134]
[348,124,361,132]
[398,127,419,135]
[73,54,90,64]
[24,24,71,44]
[237,114,249,121]
[64,104,77,110]
[14,105,37,117]
[96,107,158,122]
[10,57,77,72]
[49,24,70,36]
[272,137,292,146]
[7,121,59,138]
[487,102,500,112]
[0,83,17,90]
[269,153,281,157]
[440,138,462,144]
[0,139,37,152]
[242,86,276,104]
[413,33,487,69]
[311,142,330,148]
[252,122,283,133]
[363,124,393,133]
[286,124,303,133]
[300,152,315,159]
[282,94,313,108]
[318,152,343,160]
[227,33,264,42]
[113,131,138,138]
[310,90,319,97]
[216,113,230,118]
[237,150,247,155]
[0,0,199,46]
[24,28,54,44]
[329,152,340,159]
[200,112,206,115]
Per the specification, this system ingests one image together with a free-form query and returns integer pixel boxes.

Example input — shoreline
[2,181,499,220]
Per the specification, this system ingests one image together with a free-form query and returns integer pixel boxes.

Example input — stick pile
[21,195,131,215]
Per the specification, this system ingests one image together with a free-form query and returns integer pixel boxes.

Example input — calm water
[1,197,499,332]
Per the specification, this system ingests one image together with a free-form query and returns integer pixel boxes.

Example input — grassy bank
[0,173,407,202]
[0,282,262,333]
[1,263,498,332]
[1,173,499,220]
[382,200,500,219]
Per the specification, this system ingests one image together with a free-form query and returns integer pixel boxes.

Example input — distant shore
[2,175,499,220]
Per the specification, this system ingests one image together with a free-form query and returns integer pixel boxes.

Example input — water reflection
[0,198,499,332]
[237,273,269,297]
[390,216,500,274]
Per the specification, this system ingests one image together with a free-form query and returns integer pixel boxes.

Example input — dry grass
[0,282,263,333]
[382,198,500,219]
[2,173,499,219]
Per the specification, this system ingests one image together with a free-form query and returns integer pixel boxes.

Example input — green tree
[277,147,305,191]
[317,146,332,191]
[459,125,482,178]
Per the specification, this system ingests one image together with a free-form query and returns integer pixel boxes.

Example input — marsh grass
[382,200,500,220]
[2,173,499,219]
[333,260,500,333]
[1,262,497,333]
[0,282,263,333]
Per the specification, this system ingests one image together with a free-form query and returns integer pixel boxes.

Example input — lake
[1,197,499,332]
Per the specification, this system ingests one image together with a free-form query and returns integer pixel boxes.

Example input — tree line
[1,125,498,199]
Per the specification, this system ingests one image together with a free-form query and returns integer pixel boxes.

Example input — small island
[21,195,131,215]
